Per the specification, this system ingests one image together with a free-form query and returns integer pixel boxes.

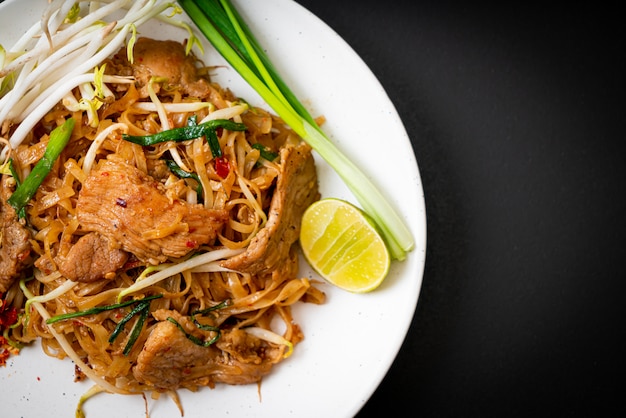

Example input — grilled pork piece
[76,158,228,265]
[56,232,128,283]
[133,309,275,390]
[124,37,212,99]
[221,142,320,274]
[0,175,32,293]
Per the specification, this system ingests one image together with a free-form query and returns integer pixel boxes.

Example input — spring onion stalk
[8,118,75,215]
[178,0,414,260]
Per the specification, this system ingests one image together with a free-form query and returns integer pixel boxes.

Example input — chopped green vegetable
[108,299,152,343]
[178,0,414,259]
[167,316,221,347]
[121,119,245,158]
[166,159,203,194]
[251,143,278,162]
[122,306,149,355]
[192,299,230,316]
[7,159,26,219]
[8,117,75,215]
[166,299,230,347]
[46,294,162,324]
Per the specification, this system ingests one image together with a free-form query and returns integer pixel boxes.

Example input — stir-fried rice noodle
[0,30,324,397]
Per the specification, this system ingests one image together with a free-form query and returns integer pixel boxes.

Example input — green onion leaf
[191,299,230,316]
[178,0,414,259]
[166,299,229,347]
[8,117,75,215]
[108,300,151,343]
[121,119,245,155]
[46,294,162,324]
[167,316,220,347]
[165,159,203,195]
[123,306,149,356]
[7,159,26,219]
[251,143,278,162]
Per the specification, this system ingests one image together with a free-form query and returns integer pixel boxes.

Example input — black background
[295,1,624,417]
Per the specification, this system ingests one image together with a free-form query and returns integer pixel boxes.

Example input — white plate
[0,1,426,417]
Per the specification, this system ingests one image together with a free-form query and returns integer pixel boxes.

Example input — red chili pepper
[214,156,230,178]
[0,299,18,329]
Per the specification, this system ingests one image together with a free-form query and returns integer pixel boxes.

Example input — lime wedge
[299,198,390,293]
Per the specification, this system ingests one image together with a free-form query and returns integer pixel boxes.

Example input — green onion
[46,294,162,324]
[251,143,278,162]
[46,295,161,356]
[166,299,230,347]
[165,159,203,195]
[167,316,221,347]
[122,305,149,355]
[108,299,151,343]
[121,119,246,159]
[7,159,26,219]
[178,0,414,259]
[8,117,75,215]
[191,299,230,316]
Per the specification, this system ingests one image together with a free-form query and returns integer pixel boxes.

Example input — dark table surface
[295,1,624,417]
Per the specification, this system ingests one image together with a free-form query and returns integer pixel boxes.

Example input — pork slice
[0,175,32,293]
[56,232,128,283]
[128,38,212,99]
[133,310,219,389]
[133,310,273,390]
[221,142,320,274]
[77,159,228,264]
